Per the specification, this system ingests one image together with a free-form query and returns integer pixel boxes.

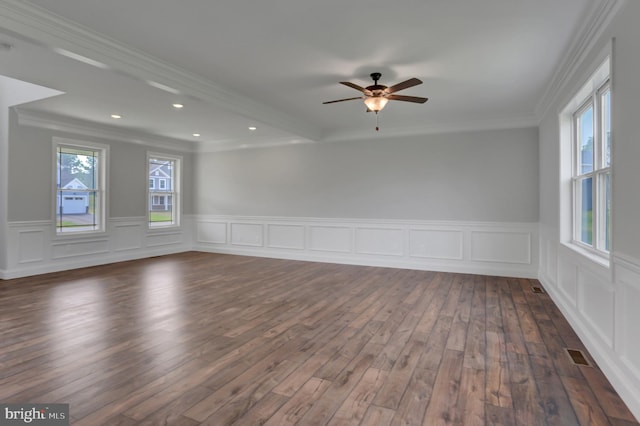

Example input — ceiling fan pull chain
[376,112,380,131]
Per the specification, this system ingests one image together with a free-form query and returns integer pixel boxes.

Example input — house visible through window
[55,142,106,234]
[148,154,180,227]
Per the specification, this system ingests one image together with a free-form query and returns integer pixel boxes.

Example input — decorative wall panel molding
[196,221,227,244]
[3,217,192,279]
[309,226,352,253]
[355,228,403,256]
[194,215,538,278]
[112,221,143,252]
[538,225,640,420]
[17,229,45,263]
[52,238,109,259]
[409,229,463,260]
[267,224,305,250]
[230,223,264,247]
[470,230,531,264]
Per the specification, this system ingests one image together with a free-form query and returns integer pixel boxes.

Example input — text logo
[1,404,69,425]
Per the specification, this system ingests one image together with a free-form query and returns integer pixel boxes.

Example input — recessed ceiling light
[192,133,201,137]
[248,126,257,131]
[172,103,184,109]
[111,114,122,119]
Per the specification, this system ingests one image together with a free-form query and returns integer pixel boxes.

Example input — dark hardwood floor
[0,252,637,425]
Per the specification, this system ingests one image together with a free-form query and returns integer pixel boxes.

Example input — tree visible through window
[55,143,105,233]
[148,155,179,227]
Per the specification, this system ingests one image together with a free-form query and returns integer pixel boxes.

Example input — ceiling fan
[323,73,428,130]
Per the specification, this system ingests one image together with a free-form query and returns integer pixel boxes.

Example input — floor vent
[531,286,545,294]
[566,349,591,366]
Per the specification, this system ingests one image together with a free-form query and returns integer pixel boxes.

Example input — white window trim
[147,152,181,229]
[52,137,109,237]
[559,44,612,267]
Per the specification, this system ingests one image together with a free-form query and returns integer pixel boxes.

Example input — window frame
[147,152,181,229]
[52,138,109,236]
[560,48,612,265]
[571,79,611,255]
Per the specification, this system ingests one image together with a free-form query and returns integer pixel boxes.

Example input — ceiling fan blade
[340,81,373,95]
[322,96,363,104]
[386,94,428,104]
[385,78,423,94]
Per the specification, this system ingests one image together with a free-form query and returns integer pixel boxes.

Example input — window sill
[53,230,108,241]
[148,224,182,232]
[562,241,611,269]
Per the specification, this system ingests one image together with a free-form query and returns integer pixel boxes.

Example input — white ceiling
[0,0,602,150]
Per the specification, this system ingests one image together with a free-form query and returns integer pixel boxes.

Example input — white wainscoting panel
[146,230,184,247]
[309,226,352,253]
[3,217,192,279]
[112,222,143,252]
[230,223,263,247]
[558,260,578,307]
[546,238,558,284]
[539,224,640,421]
[409,229,463,260]
[267,224,305,250]
[579,268,615,347]
[18,229,45,263]
[194,216,538,278]
[52,238,109,259]
[355,228,403,256]
[616,258,640,380]
[470,231,531,264]
[197,221,227,244]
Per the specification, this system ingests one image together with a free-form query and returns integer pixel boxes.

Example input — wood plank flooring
[0,252,637,425]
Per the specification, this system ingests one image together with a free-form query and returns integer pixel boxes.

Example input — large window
[571,75,611,254]
[148,153,180,227]
[55,141,107,234]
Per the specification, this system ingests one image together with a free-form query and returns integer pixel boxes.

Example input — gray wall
[195,127,539,222]
[538,0,640,261]
[7,110,194,222]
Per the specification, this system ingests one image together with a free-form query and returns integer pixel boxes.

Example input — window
[149,178,154,189]
[55,141,107,234]
[561,55,611,258]
[148,153,180,227]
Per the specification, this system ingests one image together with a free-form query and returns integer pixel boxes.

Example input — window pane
[602,89,611,167]
[56,146,100,233]
[601,172,611,251]
[577,105,594,174]
[148,157,176,227]
[576,177,593,245]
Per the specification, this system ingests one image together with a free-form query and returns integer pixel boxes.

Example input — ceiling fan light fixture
[363,96,388,112]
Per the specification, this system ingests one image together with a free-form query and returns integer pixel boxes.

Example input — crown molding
[0,0,322,142]
[15,108,197,152]
[535,0,626,120]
